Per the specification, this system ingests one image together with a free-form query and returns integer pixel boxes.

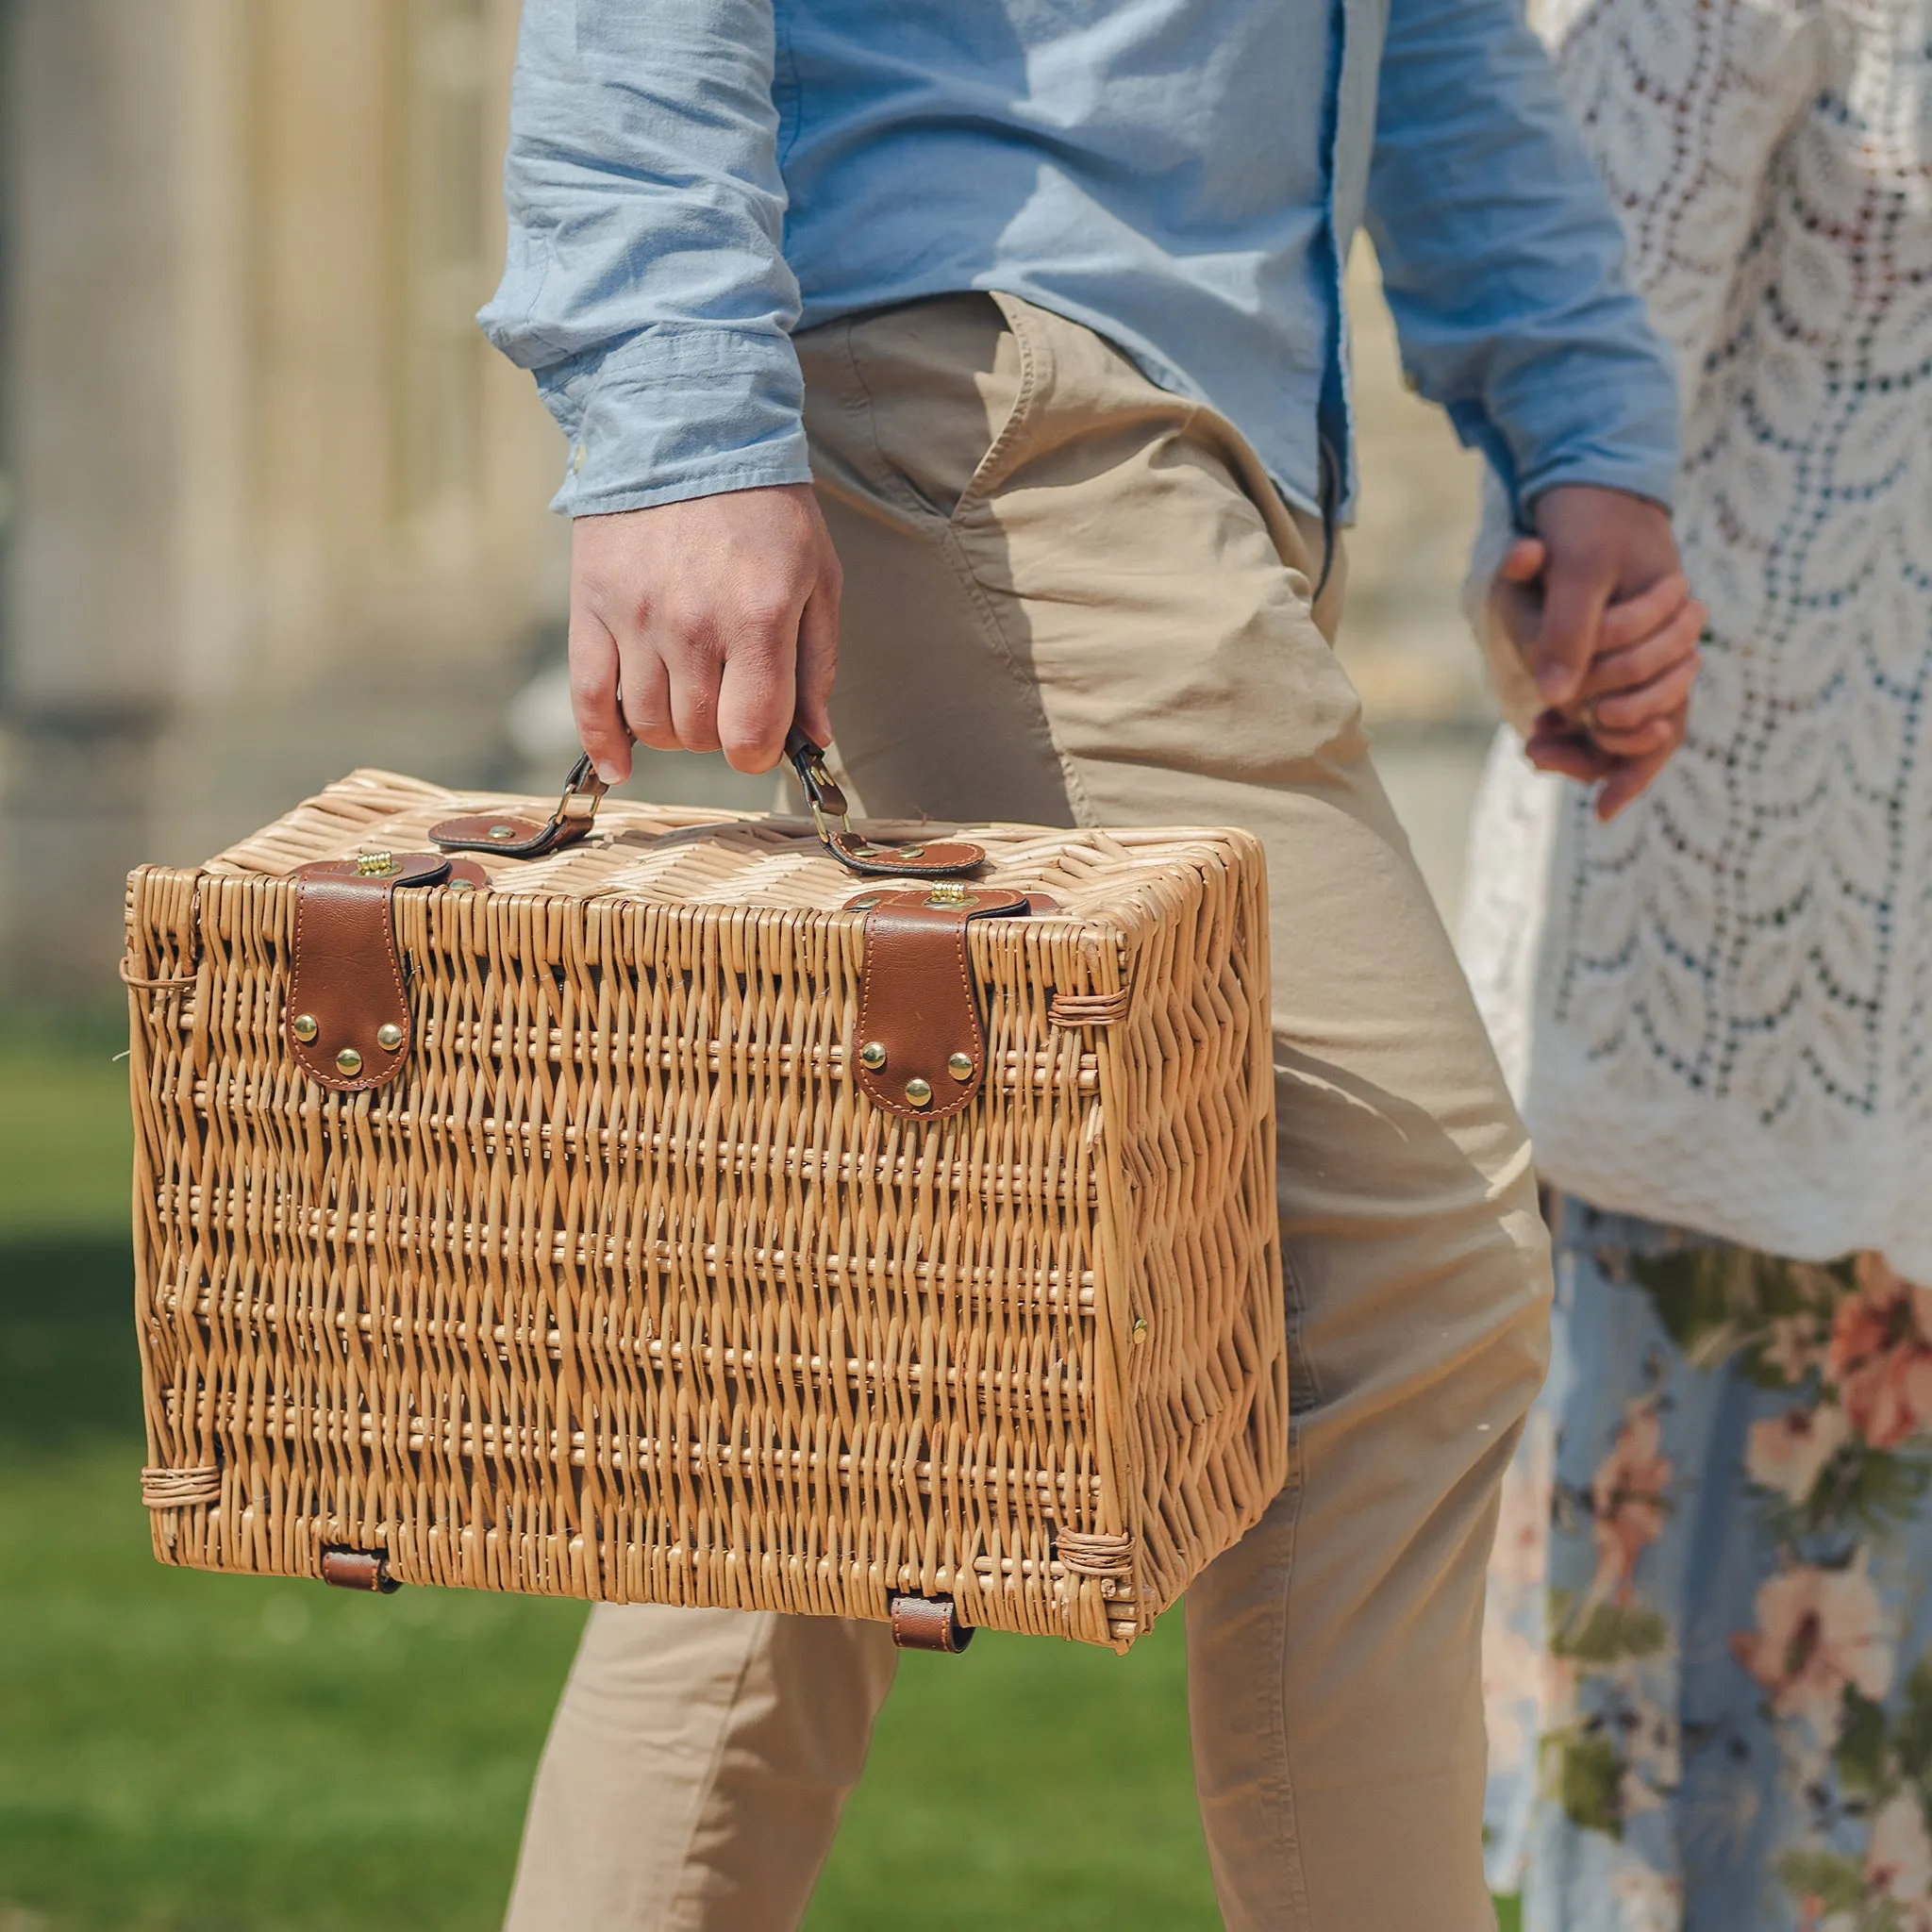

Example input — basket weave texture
[125,771,1285,1650]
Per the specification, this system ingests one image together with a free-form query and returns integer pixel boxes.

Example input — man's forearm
[479,0,808,516]
[1366,0,1679,519]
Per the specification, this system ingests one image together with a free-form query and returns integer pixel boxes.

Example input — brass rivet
[897,844,926,859]
[904,1077,933,1108]
[847,893,882,911]
[375,1023,404,1053]
[447,877,476,895]
[1132,1317,1149,1346]
[336,1047,363,1076]
[291,1013,319,1043]
[859,1041,887,1071]
[947,1052,974,1081]
[488,824,517,841]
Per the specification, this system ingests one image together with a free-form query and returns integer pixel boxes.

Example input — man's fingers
[567,609,633,786]
[1531,562,1612,707]
[715,618,798,773]
[794,574,841,750]
[617,652,676,753]
[1597,573,1694,654]
[666,635,727,757]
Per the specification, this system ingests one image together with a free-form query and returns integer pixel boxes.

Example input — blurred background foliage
[0,2,1513,1926]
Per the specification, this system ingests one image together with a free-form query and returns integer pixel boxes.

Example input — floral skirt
[1484,1198,1932,1932]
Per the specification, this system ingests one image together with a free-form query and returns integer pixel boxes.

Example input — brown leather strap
[791,728,987,877]
[430,753,608,858]
[433,736,988,879]
[848,885,1029,1122]
[888,1593,974,1653]
[285,852,448,1094]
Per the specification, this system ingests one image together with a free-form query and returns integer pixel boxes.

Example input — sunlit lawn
[0,1024,1520,1930]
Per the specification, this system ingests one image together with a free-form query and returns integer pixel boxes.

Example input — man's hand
[1491,485,1704,820]
[569,483,841,782]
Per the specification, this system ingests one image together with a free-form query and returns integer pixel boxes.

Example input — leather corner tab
[284,852,447,1094]
[847,886,1028,1123]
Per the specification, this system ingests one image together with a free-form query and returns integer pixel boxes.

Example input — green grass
[0,1027,134,1237]
[0,1036,1520,1930]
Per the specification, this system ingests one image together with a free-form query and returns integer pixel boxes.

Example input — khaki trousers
[504,295,1550,1932]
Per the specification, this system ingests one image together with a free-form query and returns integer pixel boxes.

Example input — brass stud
[336,1047,363,1076]
[897,844,926,859]
[487,823,517,841]
[904,1077,933,1108]
[858,1041,888,1071]
[447,877,476,895]
[847,893,882,911]
[1132,1317,1149,1346]
[947,1052,974,1081]
[291,1013,319,1044]
[375,1023,405,1053]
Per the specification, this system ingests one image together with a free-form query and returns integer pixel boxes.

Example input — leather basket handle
[430,730,987,880]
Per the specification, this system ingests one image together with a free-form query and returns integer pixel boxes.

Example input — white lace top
[1458,0,1932,1276]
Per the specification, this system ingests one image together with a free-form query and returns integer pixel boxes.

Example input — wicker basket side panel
[125,865,226,1563]
[127,873,1141,1643]
[1102,834,1286,1630]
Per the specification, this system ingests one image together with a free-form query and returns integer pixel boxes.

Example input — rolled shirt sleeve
[478,0,811,514]
[1366,0,1682,519]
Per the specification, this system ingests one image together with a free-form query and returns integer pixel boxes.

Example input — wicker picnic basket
[123,741,1285,1653]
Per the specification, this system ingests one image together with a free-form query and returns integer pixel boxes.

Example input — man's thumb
[1533,570,1607,706]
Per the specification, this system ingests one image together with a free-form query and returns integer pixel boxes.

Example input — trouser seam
[941,300,1103,828]
[1266,1242,1320,1928]
[831,315,940,525]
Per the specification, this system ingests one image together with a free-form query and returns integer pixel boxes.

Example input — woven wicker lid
[200,768,1261,933]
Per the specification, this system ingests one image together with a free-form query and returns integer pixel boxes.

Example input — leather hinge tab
[889,1592,974,1653]
[285,851,452,1094]
[847,885,1029,1122]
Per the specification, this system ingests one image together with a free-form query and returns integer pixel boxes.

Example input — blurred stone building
[0,0,566,994]
[0,1,1494,998]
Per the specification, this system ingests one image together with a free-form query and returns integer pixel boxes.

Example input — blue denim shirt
[481,0,1678,523]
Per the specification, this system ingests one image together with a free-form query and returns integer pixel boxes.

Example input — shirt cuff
[536,325,813,516]
[1514,448,1679,519]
